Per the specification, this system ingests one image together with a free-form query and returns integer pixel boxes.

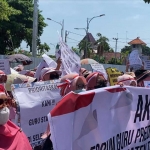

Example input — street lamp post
[75,14,105,58]
[47,18,64,41]
[32,0,39,57]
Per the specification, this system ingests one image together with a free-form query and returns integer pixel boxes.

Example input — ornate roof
[128,37,146,45]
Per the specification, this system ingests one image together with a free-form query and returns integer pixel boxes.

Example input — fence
[0,55,126,72]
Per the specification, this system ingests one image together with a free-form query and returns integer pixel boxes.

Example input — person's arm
[126,61,129,72]
[55,57,62,70]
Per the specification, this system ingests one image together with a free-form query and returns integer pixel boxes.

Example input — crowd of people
[0,57,150,150]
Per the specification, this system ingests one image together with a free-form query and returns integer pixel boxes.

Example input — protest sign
[0,59,11,74]
[42,54,57,68]
[144,81,150,87]
[106,68,122,85]
[59,41,81,75]
[48,86,150,150]
[12,80,61,147]
[91,63,107,80]
[34,54,57,80]
[143,60,150,70]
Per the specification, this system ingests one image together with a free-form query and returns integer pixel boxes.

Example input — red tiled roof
[128,37,146,45]
[103,52,121,62]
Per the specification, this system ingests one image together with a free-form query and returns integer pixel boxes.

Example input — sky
[21,0,150,55]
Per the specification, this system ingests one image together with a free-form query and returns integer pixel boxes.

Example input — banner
[12,80,61,147]
[91,63,107,80]
[48,86,150,150]
[0,59,11,74]
[59,41,81,75]
[143,60,150,70]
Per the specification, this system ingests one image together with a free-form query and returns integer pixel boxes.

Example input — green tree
[96,33,114,53]
[78,40,93,58]
[0,0,20,21]
[37,42,50,55]
[0,0,47,54]
[143,0,150,3]
[107,58,122,65]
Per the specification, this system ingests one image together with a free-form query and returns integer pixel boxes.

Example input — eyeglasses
[50,73,59,80]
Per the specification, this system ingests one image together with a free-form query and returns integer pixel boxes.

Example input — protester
[0,84,32,150]
[19,70,35,77]
[40,68,62,81]
[79,68,91,78]
[86,72,107,91]
[0,70,7,84]
[117,74,137,87]
[13,65,24,72]
[58,73,87,96]
[134,70,150,87]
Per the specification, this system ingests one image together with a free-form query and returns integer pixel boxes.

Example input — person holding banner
[58,73,87,96]
[0,84,32,150]
[86,72,107,91]
[117,74,137,87]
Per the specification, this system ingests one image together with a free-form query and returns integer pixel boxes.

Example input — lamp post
[32,0,39,57]
[75,14,105,58]
[47,18,64,41]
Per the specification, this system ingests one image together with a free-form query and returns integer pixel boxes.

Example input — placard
[59,41,81,75]
[12,80,61,148]
[0,59,11,74]
[91,63,107,80]
[106,68,122,86]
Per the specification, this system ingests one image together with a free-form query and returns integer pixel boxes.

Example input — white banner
[59,41,81,75]
[0,59,11,74]
[12,80,61,147]
[48,86,150,150]
[91,63,107,79]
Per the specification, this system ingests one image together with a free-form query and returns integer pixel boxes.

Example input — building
[128,37,146,55]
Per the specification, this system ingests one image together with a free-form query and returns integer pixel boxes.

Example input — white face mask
[0,107,10,125]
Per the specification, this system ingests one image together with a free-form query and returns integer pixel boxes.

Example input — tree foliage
[37,42,50,55]
[0,0,47,54]
[143,0,150,3]
[96,33,114,53]
[0,0,21,21]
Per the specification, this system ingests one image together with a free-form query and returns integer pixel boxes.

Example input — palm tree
[96,33,111,56]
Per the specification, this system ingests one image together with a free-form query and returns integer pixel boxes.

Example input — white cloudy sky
[21,0,150,55]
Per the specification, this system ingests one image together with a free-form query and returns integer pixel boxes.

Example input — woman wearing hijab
[58,73,87,96]
[40,68,62,81]
[0,84,32,150]
[117,74,137,87]
[86,72,107,91]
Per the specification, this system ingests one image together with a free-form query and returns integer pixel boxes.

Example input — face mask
[0,107,10,125]
[74,89,86,94]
